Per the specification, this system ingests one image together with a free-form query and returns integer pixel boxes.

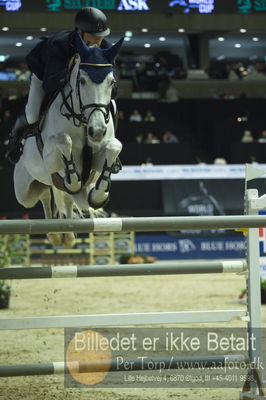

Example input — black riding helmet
[75,7,110,37]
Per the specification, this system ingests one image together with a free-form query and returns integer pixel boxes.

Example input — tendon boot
[5,111,30,164]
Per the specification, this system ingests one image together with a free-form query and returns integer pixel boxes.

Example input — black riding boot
[5,111,30,164]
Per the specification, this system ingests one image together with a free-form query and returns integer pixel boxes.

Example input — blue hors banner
[135,229,266,260]
[135,234,246,260]
[135,208,266,260]
[2,0,266,13]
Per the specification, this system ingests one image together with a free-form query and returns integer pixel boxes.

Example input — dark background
[2,164,265,218]
[116,98,266,164]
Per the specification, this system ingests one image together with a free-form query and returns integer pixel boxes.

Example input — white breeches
[25,74,45,124]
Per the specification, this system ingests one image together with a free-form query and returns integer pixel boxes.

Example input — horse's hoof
[63,176,82,195]
[47,233,62,246]
[62,233,76,249]
[88,188,109,209]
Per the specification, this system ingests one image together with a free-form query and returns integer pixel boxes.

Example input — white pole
[244,189,264,397]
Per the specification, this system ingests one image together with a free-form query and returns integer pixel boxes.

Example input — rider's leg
[25,74,45,124]
[6,74,45,163]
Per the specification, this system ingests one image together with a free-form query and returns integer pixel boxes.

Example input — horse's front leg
[62,152,82,194]
[88,138,122,209]
[45,132,82,194]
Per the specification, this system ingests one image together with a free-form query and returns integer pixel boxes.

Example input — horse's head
[70,34,123,144]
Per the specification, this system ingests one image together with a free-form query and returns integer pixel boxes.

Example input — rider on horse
[6,7,118,164]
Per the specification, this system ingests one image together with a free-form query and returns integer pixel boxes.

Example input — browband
[80,62,112,67]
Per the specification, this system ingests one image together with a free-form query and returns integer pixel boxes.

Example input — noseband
[80,102,110,127]
[60,63,112,128]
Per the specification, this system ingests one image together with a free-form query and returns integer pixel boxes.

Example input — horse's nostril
[103,128,107,137]
[89,126,94,137]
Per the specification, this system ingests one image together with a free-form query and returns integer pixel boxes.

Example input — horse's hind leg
[61,194,76,249]
[49,188,76,249]
[88,138,122,209]
[41,189,63,246]
[14,162,45,208]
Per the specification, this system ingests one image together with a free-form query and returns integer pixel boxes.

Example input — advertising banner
[162,180,245,216]
[135,233,246,260]
[135,229,266,261]
[2,0,266,13]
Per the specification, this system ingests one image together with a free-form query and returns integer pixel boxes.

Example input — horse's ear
[102,37,124,63]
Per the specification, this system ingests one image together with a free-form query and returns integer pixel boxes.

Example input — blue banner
[135,234,246,260]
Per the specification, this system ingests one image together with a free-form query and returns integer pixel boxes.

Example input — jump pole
[1,215,266,234]
[0,187,265,398]
[0,260,247,280]
[0,355,246,377]
[0,309,246,330]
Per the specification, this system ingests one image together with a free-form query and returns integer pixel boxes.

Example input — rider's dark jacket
[26,30,114,95]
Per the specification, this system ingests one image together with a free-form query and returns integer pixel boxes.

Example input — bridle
[60,61,112,128]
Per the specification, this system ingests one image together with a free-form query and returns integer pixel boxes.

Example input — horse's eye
[80,77,86,85]
[111,79,116,86]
